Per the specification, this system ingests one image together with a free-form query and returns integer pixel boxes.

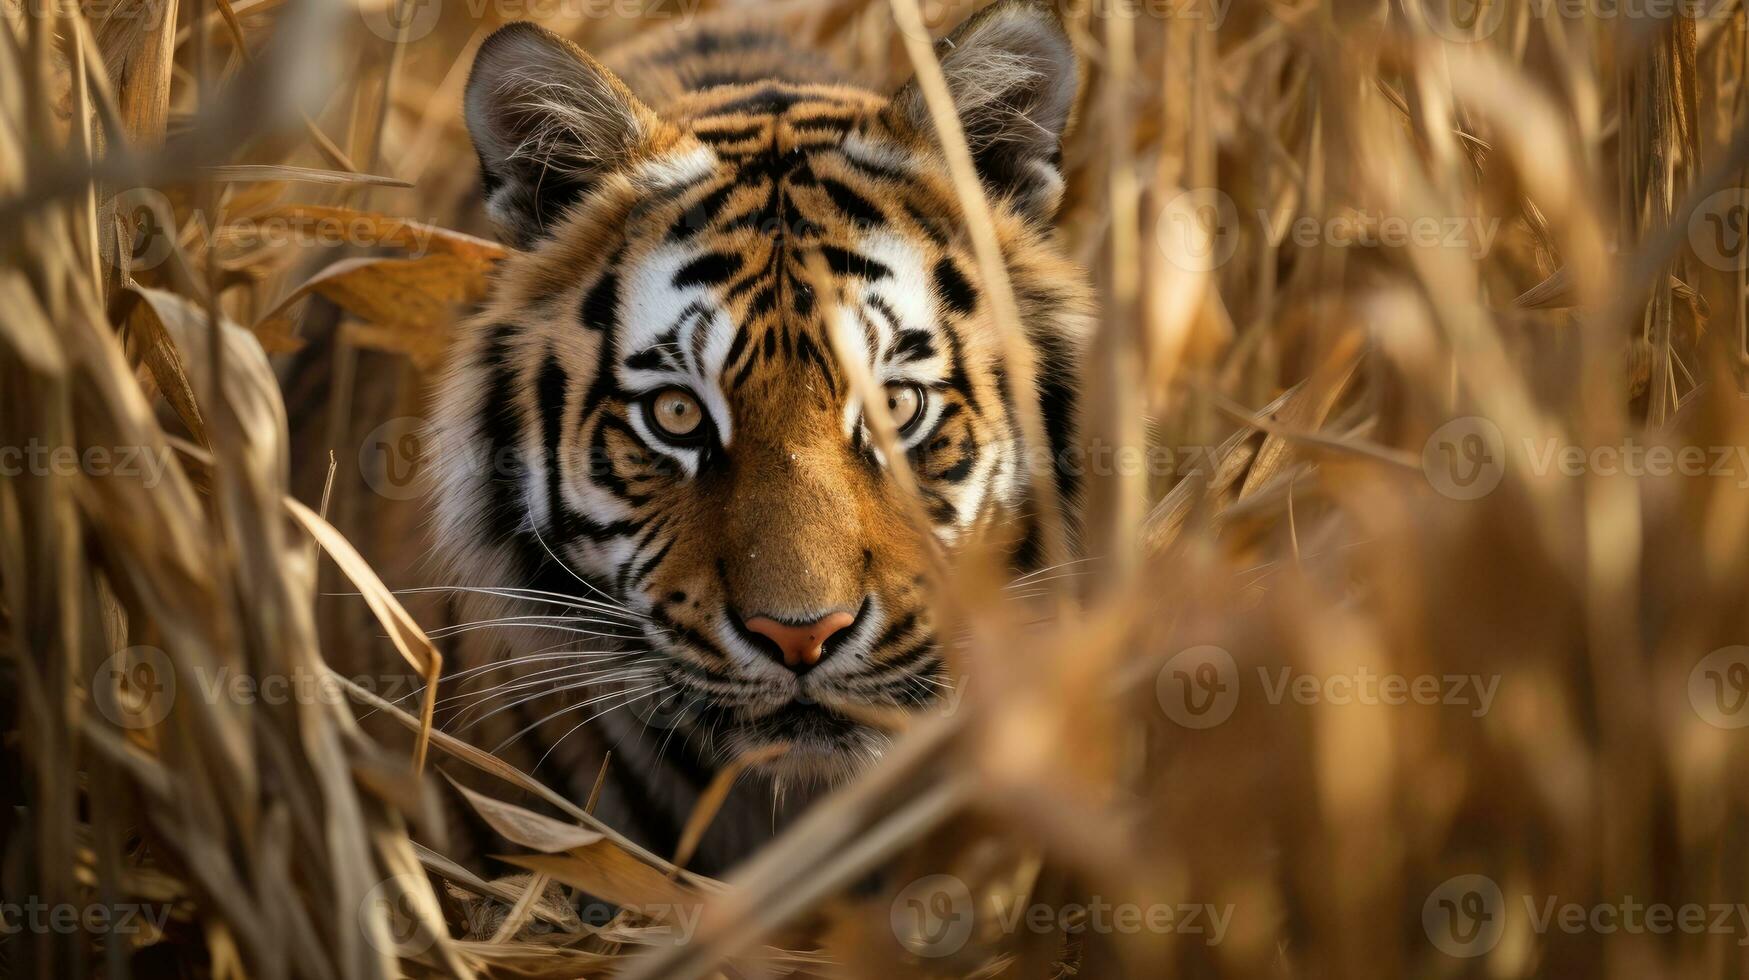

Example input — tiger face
[432,0,1090,782]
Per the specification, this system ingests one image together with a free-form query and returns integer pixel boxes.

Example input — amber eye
[645,387,706,443]
[884,382,927,434]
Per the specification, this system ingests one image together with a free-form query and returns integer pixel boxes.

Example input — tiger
[427,0,1093,875]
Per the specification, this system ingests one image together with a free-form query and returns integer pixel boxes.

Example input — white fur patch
[633,145,718,191]
[840,131,913,176]
[616,244,739,456]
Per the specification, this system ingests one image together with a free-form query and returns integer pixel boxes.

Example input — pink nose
[742,611,856,669]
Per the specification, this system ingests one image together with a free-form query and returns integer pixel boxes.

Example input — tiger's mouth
[708,699,888,778]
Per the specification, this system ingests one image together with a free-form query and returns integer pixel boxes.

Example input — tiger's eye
[885,383,925,433]
[649,388,704,439]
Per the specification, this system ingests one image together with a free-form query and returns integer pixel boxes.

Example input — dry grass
[4,0,1749,976]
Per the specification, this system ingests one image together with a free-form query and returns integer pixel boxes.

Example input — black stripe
[903,201,950,246]
[788,271,815,317]
[479,325,527,544]
[869,612,918,651]
[536,351,569,535]
[819,244,890,280]
[793,332,836,396]
[617,518,669,594]
[893,329,936,362]
[693,123,766,144]
[932,256,976,316]
[744,283,778,320]
[707,85,804,115]
[630,537,675,589]
[590,414,652,505]
[820,178,884,226]
[936,444,975,483]
[724,327,752,370]
[1035,328,1082,505]
[625,348,669,371]
[673,252,742,288]
[670,181,737,239]
[580,271,620,331]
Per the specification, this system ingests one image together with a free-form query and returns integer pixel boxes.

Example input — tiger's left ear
[891,0,1079,223]
[464,22,663,247]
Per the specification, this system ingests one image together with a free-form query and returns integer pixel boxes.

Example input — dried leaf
[448,777,606,853]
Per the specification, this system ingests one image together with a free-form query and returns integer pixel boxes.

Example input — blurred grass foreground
[4,0,1749,976]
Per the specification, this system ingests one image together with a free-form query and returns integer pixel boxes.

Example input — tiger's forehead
[606,83,964,446]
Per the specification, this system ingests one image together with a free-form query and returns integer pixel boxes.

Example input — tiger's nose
[741,611,856,671]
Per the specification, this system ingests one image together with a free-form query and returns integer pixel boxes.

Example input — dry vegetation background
[4,0,1749,976]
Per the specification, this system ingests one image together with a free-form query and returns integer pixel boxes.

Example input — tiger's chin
[713,700,896,785]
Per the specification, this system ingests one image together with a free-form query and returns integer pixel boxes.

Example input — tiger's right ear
[464,23,659,247]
